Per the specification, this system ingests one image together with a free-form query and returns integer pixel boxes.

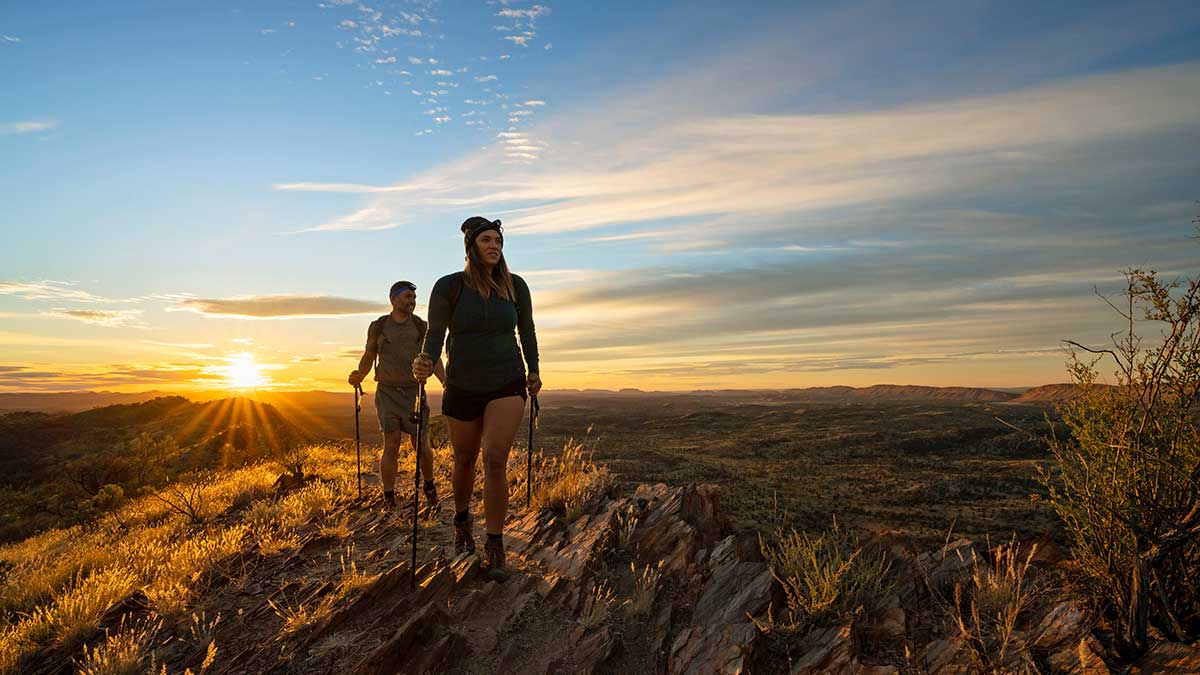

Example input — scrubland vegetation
[3,228,1196,672]
[0,429,618,674]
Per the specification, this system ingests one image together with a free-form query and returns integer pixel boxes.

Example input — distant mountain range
[0,383,1094,414]
[0,395,312,488]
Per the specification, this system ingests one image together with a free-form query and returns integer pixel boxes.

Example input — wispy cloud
[1,35,22,43]
[1,120,59,135]
[273,181,427,194]
[295,206,402,232]
[496,6,550,21]
[176,295,387,319]
[326,61,1200,237]
[42,309,145,327]
[0,281,104,302]
[0,363,228,391]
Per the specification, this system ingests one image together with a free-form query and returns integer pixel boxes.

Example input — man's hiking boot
[481,537,511,582]
[454,515,476,556]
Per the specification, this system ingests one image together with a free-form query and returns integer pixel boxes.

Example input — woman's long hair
[463,238,516,300]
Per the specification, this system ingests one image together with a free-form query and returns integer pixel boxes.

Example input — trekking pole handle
[413,351,432,384]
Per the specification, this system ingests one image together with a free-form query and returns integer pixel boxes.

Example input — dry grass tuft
[614,505,638,551]
[952,539,1040,674]
[578,579,621,629]
[268,545,375,640]
[626,561,662,616]
[74,616,161,675]
[522,439,613,521]
[759,520,894,631]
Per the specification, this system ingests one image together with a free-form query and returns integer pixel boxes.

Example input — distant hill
[0,395,312,488]
[1,384,1066,416]
[1006,383,1116,405]
[0,390,176,413]
[783,384,1018,402]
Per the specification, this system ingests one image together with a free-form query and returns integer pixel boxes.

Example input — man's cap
[390,280,417,297]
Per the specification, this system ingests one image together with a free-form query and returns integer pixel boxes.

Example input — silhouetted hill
[1008,383,1093,404]
[782,384,1017,401]
[0,396,312,484]
[0,389,176,413]
[0,395,316,541]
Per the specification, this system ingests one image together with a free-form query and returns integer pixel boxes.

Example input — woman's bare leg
[446,416,484,514]
[480,396,526,535]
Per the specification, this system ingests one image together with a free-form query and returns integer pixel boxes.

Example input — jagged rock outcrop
[107,479,1198,675]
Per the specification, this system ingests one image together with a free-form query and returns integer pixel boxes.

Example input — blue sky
[2,0,1200,392]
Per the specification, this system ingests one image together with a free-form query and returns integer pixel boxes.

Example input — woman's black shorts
[442,376,527,421]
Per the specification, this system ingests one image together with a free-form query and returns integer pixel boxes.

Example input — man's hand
[348,370,365,387]
[412,353,433,383]
[527,372,542,397]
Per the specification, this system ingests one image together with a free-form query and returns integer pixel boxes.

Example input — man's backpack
[367,313,428,355]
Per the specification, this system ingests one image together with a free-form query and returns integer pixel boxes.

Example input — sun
[224,352,266,389]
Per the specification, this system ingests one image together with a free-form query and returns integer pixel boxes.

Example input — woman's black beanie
[461,216,502,253]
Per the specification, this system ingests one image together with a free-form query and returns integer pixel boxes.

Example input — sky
[2,0,1200,393]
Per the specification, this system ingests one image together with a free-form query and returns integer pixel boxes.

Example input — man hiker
[348,280,446,510]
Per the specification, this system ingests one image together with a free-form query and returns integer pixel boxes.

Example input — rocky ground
[16,479,1200,674]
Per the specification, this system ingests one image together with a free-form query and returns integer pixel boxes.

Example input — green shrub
[1040,256,1200,657]
[759,520,893,630]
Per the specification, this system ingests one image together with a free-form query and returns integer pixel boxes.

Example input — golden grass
[0,566,141,673]
[578,579,620,629]
[268,546,375,640]
[614,505,637,552]
[626,561,662,617]
[952,539,1040,674]
[519,439,613,521]
[0,444,360,674]
[74,616,161,675]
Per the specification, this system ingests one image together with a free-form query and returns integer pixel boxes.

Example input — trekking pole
[410,381,425,590]
[527,394,539,507]
[353,383,363,501]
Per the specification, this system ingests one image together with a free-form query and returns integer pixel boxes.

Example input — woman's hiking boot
[481,536,511,582]
[454,514,476,556]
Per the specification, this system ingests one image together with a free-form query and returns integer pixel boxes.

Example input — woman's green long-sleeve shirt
[421,272,539,393]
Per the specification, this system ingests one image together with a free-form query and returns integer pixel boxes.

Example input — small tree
[1040,227,1200,657]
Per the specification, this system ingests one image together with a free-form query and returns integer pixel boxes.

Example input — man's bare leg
[380,429,404,505]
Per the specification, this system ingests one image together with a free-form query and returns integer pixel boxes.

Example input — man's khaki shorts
[374,383,429,435]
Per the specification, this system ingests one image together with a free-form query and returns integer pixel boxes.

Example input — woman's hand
[412,353,433,382]
[527,372,542,397]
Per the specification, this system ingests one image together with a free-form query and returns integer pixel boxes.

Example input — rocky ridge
[16,482,1200,675]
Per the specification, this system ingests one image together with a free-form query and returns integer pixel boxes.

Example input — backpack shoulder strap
[366,315,389,347]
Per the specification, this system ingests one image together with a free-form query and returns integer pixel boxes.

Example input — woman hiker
[412,216,541,581]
